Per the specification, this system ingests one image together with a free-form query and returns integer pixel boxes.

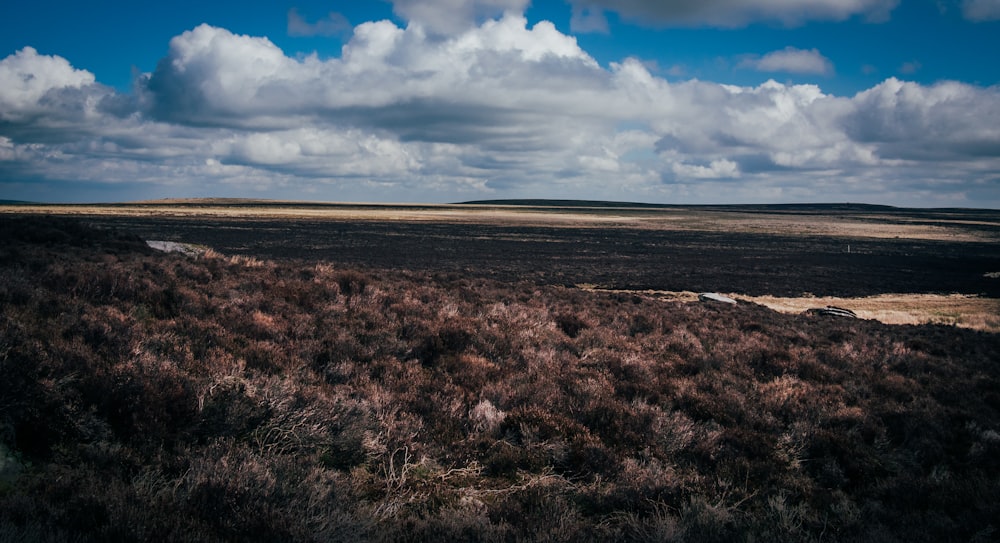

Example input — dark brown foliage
[1,216,999,542]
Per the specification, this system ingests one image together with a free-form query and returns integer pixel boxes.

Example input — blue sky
[1,0,999,206]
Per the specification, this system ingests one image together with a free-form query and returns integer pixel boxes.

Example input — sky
[1,0,999,207]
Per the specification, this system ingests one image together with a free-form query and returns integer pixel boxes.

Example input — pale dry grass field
[579,286,1000,333]
[681,213,994,242]
[743,292,1000,332]
[4,201,998,242]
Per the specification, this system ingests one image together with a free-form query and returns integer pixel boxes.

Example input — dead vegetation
[744,292,1000,333]
[583,287,1000,333]
[1,216,999,541]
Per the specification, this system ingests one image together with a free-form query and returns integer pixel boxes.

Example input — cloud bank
[1,5,998,206]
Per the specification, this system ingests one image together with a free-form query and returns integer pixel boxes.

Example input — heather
[1,216,998,542]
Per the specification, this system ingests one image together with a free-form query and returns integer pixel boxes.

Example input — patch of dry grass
[579,286,1000,333]
[742,292,1000,332]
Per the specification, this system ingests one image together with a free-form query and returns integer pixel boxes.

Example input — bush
[1,216,998,541]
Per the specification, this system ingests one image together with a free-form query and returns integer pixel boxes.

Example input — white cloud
[143,17,600,125]
[845,77,1000,162]
[962,0,1000,21]
[0,47,97,122]
[143,25,306,123]
[215,128,420,178]
[566,0,899,28]
[741,47,834,75]
[671,159,741,179]
[1,13,999,207]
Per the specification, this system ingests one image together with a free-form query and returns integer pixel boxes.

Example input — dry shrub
[334,270,368,296]
[468,399,506,434]
[554,312,589,338]
[2,216,999,542]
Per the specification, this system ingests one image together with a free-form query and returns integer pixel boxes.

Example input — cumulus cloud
[2,12,999,206]
[142,25,305,124]
[844,77,1000,161]
[0,47,98,122]
[740,47,834,75]
[142,17,602,132]
[962,0,1000,21]
[566,0,899,28]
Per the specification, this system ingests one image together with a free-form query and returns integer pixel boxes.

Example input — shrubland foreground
[1,216,999,542]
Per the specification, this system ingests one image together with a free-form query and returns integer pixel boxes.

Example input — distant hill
[459,199,676,208]
[128,198,287,205]
[459,199,900,212]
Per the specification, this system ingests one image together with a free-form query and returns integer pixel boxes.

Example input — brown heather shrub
[554,312,589,338]
[1,216,999,542]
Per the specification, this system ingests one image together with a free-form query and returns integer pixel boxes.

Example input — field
[1,202,999,541]
[6,200,999,327]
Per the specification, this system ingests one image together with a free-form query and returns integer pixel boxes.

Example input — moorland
[1,201,999,542]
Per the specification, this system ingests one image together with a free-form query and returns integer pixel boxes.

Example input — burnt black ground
[51,213,1000,298]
